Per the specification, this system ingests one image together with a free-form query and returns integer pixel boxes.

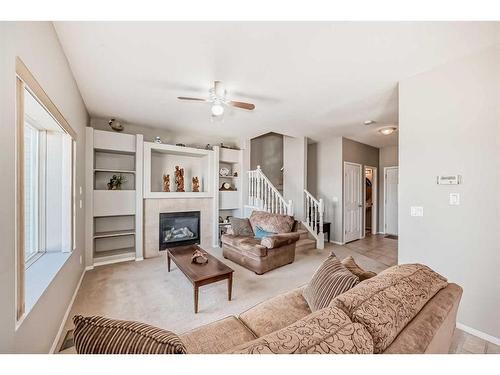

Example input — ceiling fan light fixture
[211,103,224,116]
[379,126,397,135]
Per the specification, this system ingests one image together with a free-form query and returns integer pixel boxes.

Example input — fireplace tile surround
[144,198,214,258]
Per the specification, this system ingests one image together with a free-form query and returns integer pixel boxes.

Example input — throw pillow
[229,217,254,237]
[302,253,359,312]
[254,226,276,239]
[73,315,187,354]
[341,256,377,281]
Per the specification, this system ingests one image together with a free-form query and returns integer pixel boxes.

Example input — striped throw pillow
[73,315,187,354]
[303,253,359,311]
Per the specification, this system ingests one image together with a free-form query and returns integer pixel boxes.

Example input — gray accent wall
[379,145,399,233]
[250,132,284,191]
[342,138,380,236]
[399,44,500,339]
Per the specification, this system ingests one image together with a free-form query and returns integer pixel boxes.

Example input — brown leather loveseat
[221,210,300,274]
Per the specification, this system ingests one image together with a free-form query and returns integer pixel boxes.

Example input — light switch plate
[410,206,424,217]
[449,193,460,205]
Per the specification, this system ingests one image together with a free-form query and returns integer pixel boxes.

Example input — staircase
[246,166,318,251]
[302,189,325,249]
[247,166,293,215]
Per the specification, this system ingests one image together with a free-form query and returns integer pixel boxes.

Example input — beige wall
[379,145,399,233]
[0,22,88,352]
[90,117,240,148]
[399,44,500,339]
[309,137,343,243]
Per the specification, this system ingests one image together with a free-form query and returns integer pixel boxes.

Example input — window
[24,123,41,263]
[16,57,77,321]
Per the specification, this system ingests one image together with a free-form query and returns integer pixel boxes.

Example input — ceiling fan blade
[228,101,255,110]
[177,96,208,102]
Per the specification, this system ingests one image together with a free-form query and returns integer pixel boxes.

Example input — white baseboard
[85,265,94,271]
[49,268,86,354]
[329,240,345,246]
[135,257,144,262]
[456,323,500,346]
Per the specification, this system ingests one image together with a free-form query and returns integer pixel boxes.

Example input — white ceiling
[54,22,500,148]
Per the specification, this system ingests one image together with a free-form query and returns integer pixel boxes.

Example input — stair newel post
[317,198,325,249]
[288,200,294,216]
[256,166,261,209]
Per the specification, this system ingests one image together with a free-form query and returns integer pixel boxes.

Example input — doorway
[364,166,377,237]
[384,166,399,236]
[343,162,362,243]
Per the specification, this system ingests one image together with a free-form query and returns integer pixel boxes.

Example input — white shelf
[94,168,136,174]
[93,247,136,266]
[145,191,214,199]
[219,175,239,179]
[93,230,136,239]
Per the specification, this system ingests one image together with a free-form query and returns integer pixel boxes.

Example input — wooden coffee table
[166,245,234,313]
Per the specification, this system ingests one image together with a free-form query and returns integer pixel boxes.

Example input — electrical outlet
[449,193,460,205]
[79,200,83,209]
[79,255,82,265]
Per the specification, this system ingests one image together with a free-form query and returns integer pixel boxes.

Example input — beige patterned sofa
[73,264,462,354]
[221,211,300,275]
[180,264,463,354]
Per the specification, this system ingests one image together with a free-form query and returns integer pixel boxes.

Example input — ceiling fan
[177,81,255,117]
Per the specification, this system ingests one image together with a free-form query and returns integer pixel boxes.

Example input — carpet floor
[57,242,386,352]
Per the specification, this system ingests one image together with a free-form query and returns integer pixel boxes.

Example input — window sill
[24,251,72,317]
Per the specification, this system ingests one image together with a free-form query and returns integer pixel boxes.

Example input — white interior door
[344,162,362,243]
[385,167,399,235]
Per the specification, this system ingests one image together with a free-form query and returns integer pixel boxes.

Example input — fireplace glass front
[159,211,200,250]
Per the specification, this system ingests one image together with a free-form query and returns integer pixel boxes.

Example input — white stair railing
[302,189,325,249]
[247,165,293,215]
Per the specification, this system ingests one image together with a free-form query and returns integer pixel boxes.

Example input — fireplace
[159,211,200,250]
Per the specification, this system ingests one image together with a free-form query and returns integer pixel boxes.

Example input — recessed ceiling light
[364,120,376,125]
[379,126,397,135]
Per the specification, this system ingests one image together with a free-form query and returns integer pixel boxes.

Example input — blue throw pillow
[254,226,276,239]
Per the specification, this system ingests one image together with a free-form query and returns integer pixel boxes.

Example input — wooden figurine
[175,166,185,192]
[192,176,200,192]
[162,174,170,192]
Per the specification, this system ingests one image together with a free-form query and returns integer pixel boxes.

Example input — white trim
[330,240,345,246]
[383,166,399,236]
[49,268,85,354]
[363,165,377,237]
[85,265,94,271]
[93,255,136,268]
[456,323,500,346]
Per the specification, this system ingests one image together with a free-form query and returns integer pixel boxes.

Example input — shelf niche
[144,142,214,198]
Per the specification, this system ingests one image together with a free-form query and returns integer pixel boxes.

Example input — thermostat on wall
[437,175,461,185]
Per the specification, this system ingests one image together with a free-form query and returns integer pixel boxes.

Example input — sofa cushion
[383,283,463,354]
[229,217,254,236]
[254,226,276,239]
[341,256,377,281]
[180,316,256,354]
[302,253,359,312]
[239,287,311,337]
[261,232,300,249]
[221,234,268,257]
[227,306,373,354]
[330,264,448,353]
[73,315,186,354]
[249,210,295,234]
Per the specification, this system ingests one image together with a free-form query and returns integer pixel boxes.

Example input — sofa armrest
[261,232,300,249]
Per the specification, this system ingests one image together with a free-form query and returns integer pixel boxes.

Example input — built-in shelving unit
[143,142,215,199]
[213,146,244,247]
[85,128,143,268]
